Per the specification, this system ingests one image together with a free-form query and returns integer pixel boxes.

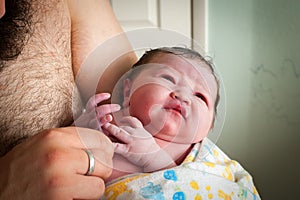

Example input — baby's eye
[195,92,208,105]
[161,74,175,83]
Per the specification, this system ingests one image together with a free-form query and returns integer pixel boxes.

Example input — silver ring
[85,149,95,176]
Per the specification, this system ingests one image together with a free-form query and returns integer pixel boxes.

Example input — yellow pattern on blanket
[102,138,260,200]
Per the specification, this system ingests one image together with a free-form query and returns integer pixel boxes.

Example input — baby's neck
[154,138,193,165]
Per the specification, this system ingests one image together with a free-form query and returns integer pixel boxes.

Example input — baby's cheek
[187,110,211,143]
[192,130,207,143]
[129,105,151,125]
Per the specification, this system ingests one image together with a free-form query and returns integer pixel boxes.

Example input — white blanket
[102,138,261,200]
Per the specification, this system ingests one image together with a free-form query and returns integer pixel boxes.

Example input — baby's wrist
[142,150,176,172]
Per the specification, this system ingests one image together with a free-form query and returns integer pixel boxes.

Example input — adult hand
[74,93,121,130]
[0,127,113,200]
[103,116,175,172]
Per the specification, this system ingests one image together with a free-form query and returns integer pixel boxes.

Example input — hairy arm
[67,0,137,103]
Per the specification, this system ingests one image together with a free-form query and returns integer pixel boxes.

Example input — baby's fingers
[103,123,132,143]
[89,115,112,130]
[96,104,120,118]
[113,143,130,155]
[99,115,113,125]
[88,118,101,130]
[86,93,111,111]
[120,116,143,128]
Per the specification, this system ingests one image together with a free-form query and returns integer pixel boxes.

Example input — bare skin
[0,0,76,155]
[0,0,137,198]
[0,127,114,199]
[0,0,4,18]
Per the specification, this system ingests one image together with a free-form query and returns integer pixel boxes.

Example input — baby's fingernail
[114,104,121,110]
[104,93,111,98]
[105,115,113,121]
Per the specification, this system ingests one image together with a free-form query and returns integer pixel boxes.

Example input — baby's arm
[73,93,120,130]
[102,116,176,172]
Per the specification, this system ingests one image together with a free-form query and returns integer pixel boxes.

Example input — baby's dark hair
[133,47,211,69]
[131,47,220,117]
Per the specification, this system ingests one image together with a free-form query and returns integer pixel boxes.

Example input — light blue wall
[208,1,300,199]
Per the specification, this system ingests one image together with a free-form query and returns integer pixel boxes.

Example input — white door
[111,0,191,36]
[111,0,207,52]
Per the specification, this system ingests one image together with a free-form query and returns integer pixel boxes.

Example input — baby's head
[115,47,219,144]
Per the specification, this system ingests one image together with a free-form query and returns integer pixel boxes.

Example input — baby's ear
[209,119,215,130]
[123,78,132,107]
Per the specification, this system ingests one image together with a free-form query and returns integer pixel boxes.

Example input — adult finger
[44,172,106,199]
[76,127,113,150]
[38,148,107,199]
[72,128,114,178]
[76,148,113,180]
[37,141,112,180]
[0,127,113,200]
[72,175,106,199]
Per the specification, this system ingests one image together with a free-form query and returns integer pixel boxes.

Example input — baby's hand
[74,93,120,130]
[103,116,175,172]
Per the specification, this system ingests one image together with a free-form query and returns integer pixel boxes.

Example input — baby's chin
[153,135,196,147]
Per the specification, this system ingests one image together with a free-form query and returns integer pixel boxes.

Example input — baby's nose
[170,91,191,105]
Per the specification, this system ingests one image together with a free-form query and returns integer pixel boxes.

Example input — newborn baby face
[125,53,218,145]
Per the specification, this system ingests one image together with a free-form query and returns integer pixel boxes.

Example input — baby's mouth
[164,103,186,118]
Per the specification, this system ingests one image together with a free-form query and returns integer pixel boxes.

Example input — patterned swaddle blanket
[102,138,261,200]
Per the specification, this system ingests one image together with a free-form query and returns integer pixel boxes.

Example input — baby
[75,47,260,200]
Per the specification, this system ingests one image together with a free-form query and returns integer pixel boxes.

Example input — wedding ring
[85,149,95,176]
